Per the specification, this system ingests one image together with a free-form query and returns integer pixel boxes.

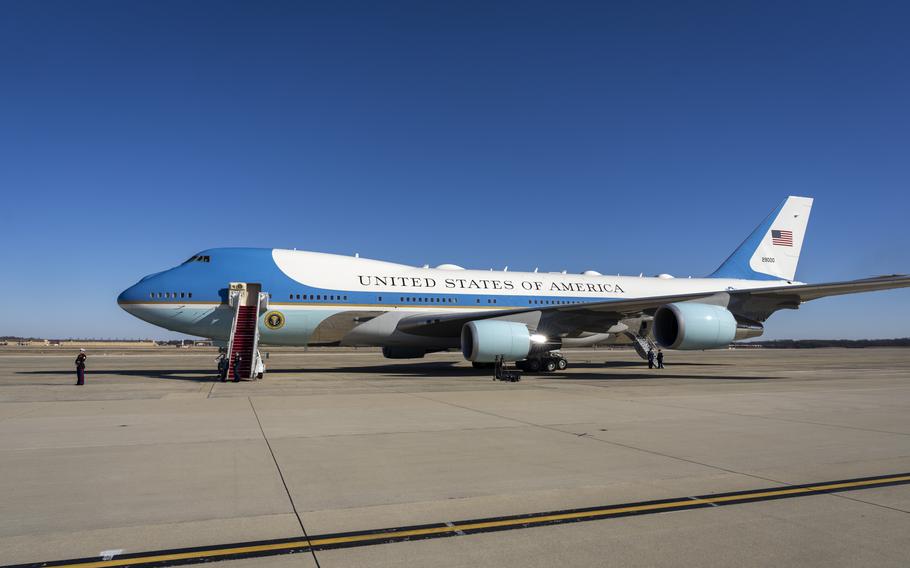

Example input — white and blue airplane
[118,197,909,372]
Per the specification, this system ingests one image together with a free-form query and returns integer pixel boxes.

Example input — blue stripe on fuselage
[118,248,629,310]
[118,248,293,304]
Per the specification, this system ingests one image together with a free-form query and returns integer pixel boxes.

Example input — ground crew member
[657,349,664,369]
[647,347,654,369]
[232,352,242,382]
[75,349,86,385]
[216,353,228,382]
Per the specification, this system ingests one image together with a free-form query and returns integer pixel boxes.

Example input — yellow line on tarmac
[31,474,910,568]
[34,540,314,568]
[304,475,910,547]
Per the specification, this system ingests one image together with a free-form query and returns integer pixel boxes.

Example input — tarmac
[1,346,909,567]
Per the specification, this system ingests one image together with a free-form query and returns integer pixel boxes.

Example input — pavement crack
[261,423,527,442]
[0,405,36,423]
[629,398,910,437]
[248,397,322,568]
[826,492,910,514]
[405,392,787,486]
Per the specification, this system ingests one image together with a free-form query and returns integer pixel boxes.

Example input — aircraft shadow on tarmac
[16,369,227,382]
[264,360,768,381]
[566,361,728,368]
[542,372,773,381]
[15,360,770,382]
[542,361,775,380]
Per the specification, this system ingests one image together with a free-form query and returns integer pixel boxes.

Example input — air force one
[118,196,910,377]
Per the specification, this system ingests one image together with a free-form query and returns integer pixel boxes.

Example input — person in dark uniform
[232,352,242,382]
[75,349,86,385]
[647,347,655,369]
[657,349,664,369]
[216,353,228,382]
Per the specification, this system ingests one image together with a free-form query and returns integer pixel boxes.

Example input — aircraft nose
[117,284,137,311]
[117,279,149,310]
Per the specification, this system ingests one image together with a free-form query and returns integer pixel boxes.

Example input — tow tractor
[493,356,522,382]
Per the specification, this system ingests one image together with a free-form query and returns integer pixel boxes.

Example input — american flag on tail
[771,229,793,246]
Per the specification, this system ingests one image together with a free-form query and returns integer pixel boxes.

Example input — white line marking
[100,549,124,560]
[689,496,718,507]
[445,521,466,536]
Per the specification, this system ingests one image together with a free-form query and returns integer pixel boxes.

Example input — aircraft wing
[736,274,910,302]
[396,290,728,338]
[724,274,910,322]
[396,274,910,338]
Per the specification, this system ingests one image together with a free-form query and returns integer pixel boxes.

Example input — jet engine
[461,321,535,362]
[653,303,763,350]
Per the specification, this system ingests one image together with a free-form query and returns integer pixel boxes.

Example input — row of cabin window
[151,292,192,299]
[289,294,348,301]
[281,294,581,305]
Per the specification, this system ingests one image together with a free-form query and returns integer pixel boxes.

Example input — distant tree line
[739,338,910,348]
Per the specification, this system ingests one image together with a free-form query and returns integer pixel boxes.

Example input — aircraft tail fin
[709,196,813,281]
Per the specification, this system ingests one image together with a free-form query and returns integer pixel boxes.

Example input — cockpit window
[183,255,211,264]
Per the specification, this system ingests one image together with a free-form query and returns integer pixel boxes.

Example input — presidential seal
[264,311,285,330]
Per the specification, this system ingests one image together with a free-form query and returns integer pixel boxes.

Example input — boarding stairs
[628,333,657,361]
[226,284,267,380]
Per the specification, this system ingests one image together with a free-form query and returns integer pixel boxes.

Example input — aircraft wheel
[527,358,542,372]
[557,358,568,370]
[545,359,558,372]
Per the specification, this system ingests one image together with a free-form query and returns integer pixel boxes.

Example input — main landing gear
[472,352,568,376]
[516,352,568,374]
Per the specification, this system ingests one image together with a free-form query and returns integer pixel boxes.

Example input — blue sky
[1,0,908,340]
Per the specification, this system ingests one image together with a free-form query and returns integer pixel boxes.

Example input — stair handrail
[248,292,265,379]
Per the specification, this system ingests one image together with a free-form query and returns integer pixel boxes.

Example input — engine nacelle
[461,321,532,362]
[654,303,740,350]
[381,346,427,359]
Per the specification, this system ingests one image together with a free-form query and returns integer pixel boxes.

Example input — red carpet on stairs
[229,306,257,378]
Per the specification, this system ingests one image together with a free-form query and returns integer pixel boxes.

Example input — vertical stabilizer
[710,196,813,281]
